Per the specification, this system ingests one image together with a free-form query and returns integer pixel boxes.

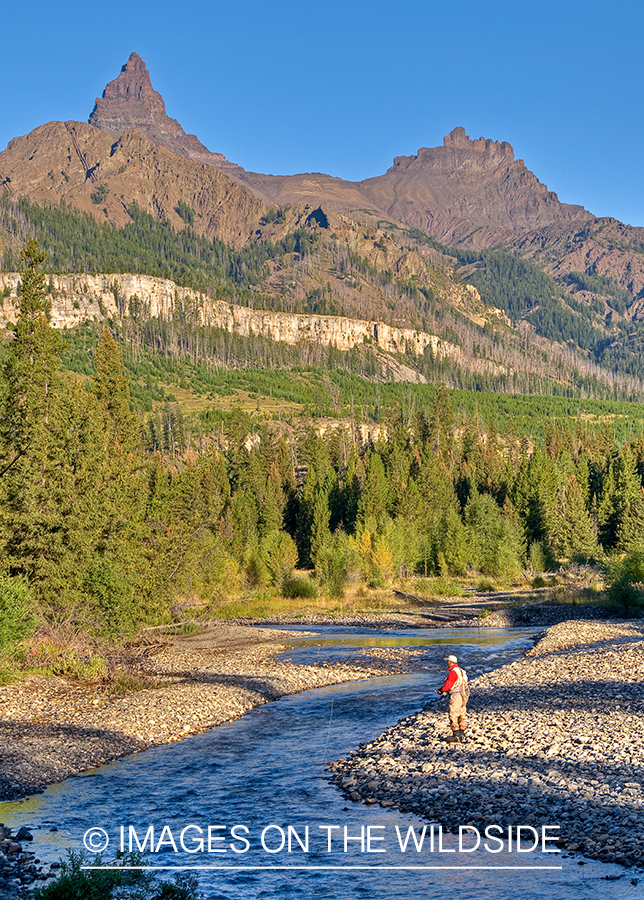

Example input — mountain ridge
[80,53,594,243]
[77,54,644,315]
[0,120,271,248]
[3,52,644,396]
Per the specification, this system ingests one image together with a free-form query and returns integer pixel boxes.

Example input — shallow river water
[1,627,640,899]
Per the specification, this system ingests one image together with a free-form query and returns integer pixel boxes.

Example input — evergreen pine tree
[0,246,129,628]
[357,453,389,528]
[428,383,455,467]
[0,241,65,605]
[310,489,332,569]
[416,450,459,533]
[296,434,334,566]
[511,447,557,549]
[551,476,597,560]
[1,240,60,464]
[434,507,468,576]
[93,326,139,451]
[598,448,642,551]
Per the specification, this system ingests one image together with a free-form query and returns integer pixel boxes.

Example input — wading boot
[444,731,459,743]
[456,730,465,743]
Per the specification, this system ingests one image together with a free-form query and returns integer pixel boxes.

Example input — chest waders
[445,666,468,743]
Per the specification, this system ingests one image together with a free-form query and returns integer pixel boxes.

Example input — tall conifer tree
[2,240,60,462]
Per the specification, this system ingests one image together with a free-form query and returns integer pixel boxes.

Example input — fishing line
[323,698,334,760]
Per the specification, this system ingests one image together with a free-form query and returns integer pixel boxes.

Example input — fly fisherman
[436,654,469,743]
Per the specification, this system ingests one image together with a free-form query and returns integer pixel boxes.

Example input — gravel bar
[228,603,617,629]
[0,623,394,803]
[0,623,401,895]
[329,618,644,869]
[1,612,642,891]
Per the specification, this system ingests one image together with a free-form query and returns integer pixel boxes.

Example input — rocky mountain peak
[391,127,516,175]
[89,52,168,131]
[88,52,230,166]
[357,126,591,247]
[442,126,514,162]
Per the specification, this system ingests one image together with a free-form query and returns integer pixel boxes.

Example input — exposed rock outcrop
[358,128,592,247]
[89,51,234,170]
[0,271,456,352]
[0,272,500,384]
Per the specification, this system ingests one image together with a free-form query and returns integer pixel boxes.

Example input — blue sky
[3,0,643,225]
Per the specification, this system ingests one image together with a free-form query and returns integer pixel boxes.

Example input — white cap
[445,655,458,663]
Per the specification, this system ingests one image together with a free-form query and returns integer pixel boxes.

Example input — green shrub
[179,539,242,605]
[381,518,423,578]
[429,578,465,597]
[465,494,525,584]
[0,573,37,651]
[84,558,138,640]
[316,531,362,597]
[282,574,318,599]
[261,531,298,590]
[175,199,195,225]
[243,543,269,588]
[605,550,644,616]
[477,578,497,593]
[433,508,468,576]
[529,541,547,573]
[90,184,109,205]
[34,850,199,899]
[19,640,105,680]
[529,540,557,573]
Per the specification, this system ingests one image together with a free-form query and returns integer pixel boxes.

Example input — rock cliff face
[0,272,488,383]
[0,271,454,350]
[508,217,644,313]
[0,270,633,393]
[89,52,234,170]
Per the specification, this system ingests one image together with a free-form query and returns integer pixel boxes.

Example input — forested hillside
[409,229,644,384]
[0,195,317,303]
[1,242,644,665]
[2,194,643,400]
[2,58,644,396]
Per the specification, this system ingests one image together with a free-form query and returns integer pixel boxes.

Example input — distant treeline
[61,320,644,426]
[3,195,644,388]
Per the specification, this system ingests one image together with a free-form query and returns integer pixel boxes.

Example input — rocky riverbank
[0,824,45,897]
[2,612,642,892]
[229,601,619,629]
[0,623,408,802]
[0,623,399,895]
[329,619,644,869]
[0,610,630,802]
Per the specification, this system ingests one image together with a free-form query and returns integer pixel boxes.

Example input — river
[0,627,640,899]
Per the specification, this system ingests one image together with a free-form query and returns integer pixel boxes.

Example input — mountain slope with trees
[2,193,644,397]
[3,52,644,392]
